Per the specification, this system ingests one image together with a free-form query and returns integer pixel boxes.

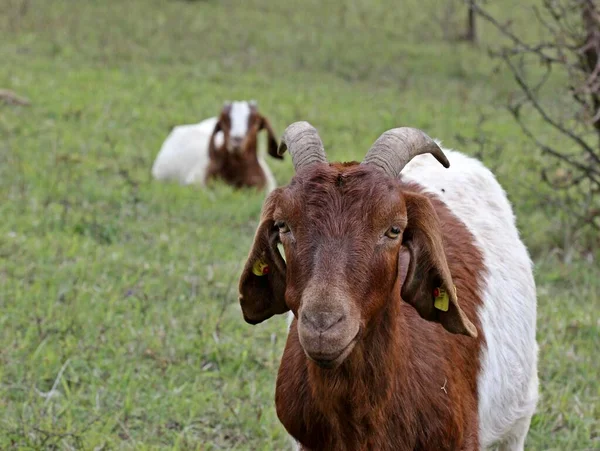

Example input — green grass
[0,0,598,449]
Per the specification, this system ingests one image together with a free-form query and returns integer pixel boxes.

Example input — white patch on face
[229,101,251,139]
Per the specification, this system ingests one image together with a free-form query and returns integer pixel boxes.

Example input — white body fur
[151,114,276,192]
[286,146,538,451]
[152,117,219,186]
[402,147,538,450]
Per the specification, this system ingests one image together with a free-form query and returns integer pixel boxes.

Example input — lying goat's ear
[258,115,282,160]
[399,192,477,337]
[208,120,225,160]
[238,191,288,324]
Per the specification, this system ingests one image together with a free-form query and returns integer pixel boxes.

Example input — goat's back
[151,117,221,184]
[401,148,538,448]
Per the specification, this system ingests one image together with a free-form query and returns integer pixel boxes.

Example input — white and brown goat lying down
[238,123,538,450]
[151,101,282,192]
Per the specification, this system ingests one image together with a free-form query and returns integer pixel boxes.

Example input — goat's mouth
[227,141,244,154]
[304,329,361,370]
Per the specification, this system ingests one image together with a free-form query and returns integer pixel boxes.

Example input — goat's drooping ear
[208,120,225,160]
[399,192,477,337]
[258,115,282,160]
[238,191,288,324]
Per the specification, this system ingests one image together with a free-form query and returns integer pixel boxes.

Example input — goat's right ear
[208,120,224,160]
[238,191,288,324]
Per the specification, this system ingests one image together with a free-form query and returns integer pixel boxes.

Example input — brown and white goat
[238,122,538,450]
[151,101,281,191]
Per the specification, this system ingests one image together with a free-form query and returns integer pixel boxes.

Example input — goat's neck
[307,293,410,424]
[277,293,418,451]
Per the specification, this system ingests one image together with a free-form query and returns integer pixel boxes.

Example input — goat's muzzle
[228,136,244,153]
[298,306,361,369]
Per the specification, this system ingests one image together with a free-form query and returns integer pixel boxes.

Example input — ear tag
[433,286,450,312]
[252,259,270,276]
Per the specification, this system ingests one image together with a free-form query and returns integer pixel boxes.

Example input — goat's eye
[275,220,290,233]
[385,226,401,239]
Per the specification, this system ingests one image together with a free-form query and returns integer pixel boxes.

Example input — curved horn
[362,128,449,177]
[277,121,327,171]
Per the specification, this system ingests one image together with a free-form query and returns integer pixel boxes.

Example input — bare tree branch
[472,0,600,255]
[502,54,600,167]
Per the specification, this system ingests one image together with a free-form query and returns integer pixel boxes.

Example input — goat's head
[239,122,477,369]
[209,100,281,160]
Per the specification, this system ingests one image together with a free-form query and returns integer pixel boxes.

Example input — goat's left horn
[362,128,449,177]
[278,121,327,171]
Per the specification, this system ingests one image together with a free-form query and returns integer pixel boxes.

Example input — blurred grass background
[0,0,598,449]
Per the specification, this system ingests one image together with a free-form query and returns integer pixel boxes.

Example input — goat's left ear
[238,191,288,324]
[258,115,282,160]
[399,192,478,337]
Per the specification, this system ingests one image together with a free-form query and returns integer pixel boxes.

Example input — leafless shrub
[454,111,505,172]
[473,0,600,259]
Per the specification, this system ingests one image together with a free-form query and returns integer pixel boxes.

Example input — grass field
[0,0,598,449]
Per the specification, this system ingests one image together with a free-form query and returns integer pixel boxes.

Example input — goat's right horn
[362,128,449,177]
[278,121,327,171]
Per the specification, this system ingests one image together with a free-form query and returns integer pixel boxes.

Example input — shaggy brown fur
[239,163,485,450]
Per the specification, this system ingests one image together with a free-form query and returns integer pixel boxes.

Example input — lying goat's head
[239,122,477,369]
[210,100,281,159]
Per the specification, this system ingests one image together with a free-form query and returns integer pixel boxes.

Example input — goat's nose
[301,311,345,333]
[230,137,243,149]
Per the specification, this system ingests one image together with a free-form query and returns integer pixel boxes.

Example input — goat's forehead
[291,163,398,191]
[229,101,252,137]
[280,164,405,222]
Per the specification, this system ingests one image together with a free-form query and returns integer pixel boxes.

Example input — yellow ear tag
[433,286,450,312]
[252,259,270,276]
